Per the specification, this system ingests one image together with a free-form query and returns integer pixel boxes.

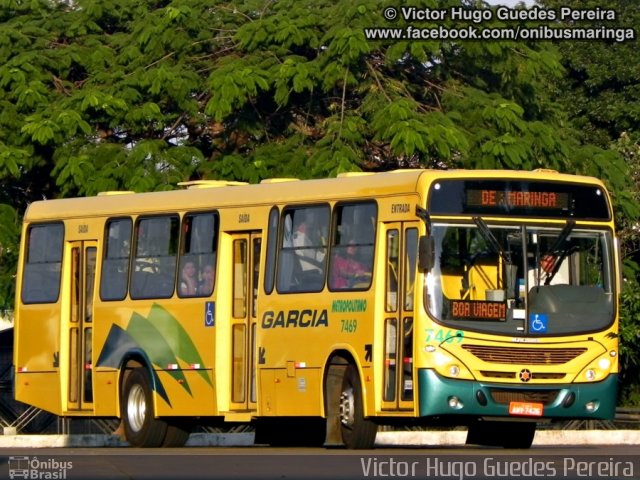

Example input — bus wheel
[339,365,377,449]
[122,368,168,447]
[162,421,191,447]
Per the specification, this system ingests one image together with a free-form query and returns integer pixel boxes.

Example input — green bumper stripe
[418,369,617,420]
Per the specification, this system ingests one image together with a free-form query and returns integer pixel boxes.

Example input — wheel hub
[339,387,355,427]
[127,384,146,432]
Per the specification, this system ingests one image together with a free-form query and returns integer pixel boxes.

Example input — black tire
[121,368,168,447]
[339,365,377,449]
[162,420,192,447]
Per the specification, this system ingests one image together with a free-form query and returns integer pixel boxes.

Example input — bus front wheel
[121,368,168,447]
[339,365,377,449]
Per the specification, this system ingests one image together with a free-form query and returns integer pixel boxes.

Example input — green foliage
[613,135,640,281]
[540,0,640,148]
[0,203,19,310]
[619,280,640,406]
[1,0,595,196]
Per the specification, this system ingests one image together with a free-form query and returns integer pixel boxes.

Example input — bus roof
[23,169,608,222]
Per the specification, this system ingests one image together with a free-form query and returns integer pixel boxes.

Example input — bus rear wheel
[122,368,168,447]
[162,421,191,447]
[339,365,377,449]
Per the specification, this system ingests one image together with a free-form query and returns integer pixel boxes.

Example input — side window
[277,205,330,293]
[21,223,64,304]
[329,202,377,291]
[178,213,218,297]
[404,228,418,311]
[264,207,279,295]
[100,218,132,301]
[131,216,179,299]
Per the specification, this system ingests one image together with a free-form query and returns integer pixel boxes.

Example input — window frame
[21,222,65,305]
[100,217,133,302]
[177,211,219,299]
[328,200,378,292]
[276,203,331,294]
[130,214,180,300]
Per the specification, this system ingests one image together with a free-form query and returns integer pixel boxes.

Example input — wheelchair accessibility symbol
[205,301,215,327]
[529,313,548,333]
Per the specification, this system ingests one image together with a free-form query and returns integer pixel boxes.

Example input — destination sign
[451,300,507,321]
[466,190,570,210]
[428,179,611,220]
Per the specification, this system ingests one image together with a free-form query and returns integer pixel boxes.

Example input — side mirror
[418,236,435,271]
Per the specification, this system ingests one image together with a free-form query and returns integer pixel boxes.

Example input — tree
[0,203,19,310]
[539,0,640,147]
[1,0,612,193]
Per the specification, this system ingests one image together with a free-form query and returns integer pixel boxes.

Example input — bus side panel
[14,305,62,414]
[154,369,216,417]
[258,294,373,418]
[93,300,218,417]
[92,369,119,416]
[259,369,277,415]
[269,368,321,416]
[14,372,62,415]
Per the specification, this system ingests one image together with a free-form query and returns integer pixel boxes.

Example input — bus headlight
[576,353,616,383]
[424,348,474,380]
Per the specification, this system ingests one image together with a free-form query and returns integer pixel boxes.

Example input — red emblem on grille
[519,369,532,382]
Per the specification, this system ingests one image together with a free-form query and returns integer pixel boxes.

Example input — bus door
[381,223,418,411]
[229,232,262,412]
[67,240,97,411]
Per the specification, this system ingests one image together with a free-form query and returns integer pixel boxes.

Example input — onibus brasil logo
[8,456,73,479]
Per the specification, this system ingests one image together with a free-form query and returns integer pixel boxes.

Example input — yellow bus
[14,169,620,448]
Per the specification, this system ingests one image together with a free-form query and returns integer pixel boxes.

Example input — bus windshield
[426,221,615,336]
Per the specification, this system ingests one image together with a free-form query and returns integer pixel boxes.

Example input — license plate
[508,401,544,417]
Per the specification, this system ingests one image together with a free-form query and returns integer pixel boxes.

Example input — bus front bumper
[418,369,617,420]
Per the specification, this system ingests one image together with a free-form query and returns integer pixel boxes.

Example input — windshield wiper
[544,220,575,257]
[542,220,575,285]
[472,216,512,265]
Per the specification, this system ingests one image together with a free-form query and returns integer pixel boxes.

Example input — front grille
[462,345,587,365]
[480,371,516,379]
[490,389,560,405]
[480,371,566,380]
[531,372,566,380]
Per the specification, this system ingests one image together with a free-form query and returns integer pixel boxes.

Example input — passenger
[331,240,369,289]
[198,264,215,295]
[179,261,198,296]
[293,217,324,271]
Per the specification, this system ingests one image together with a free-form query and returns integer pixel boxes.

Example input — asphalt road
[0,446,638,479]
